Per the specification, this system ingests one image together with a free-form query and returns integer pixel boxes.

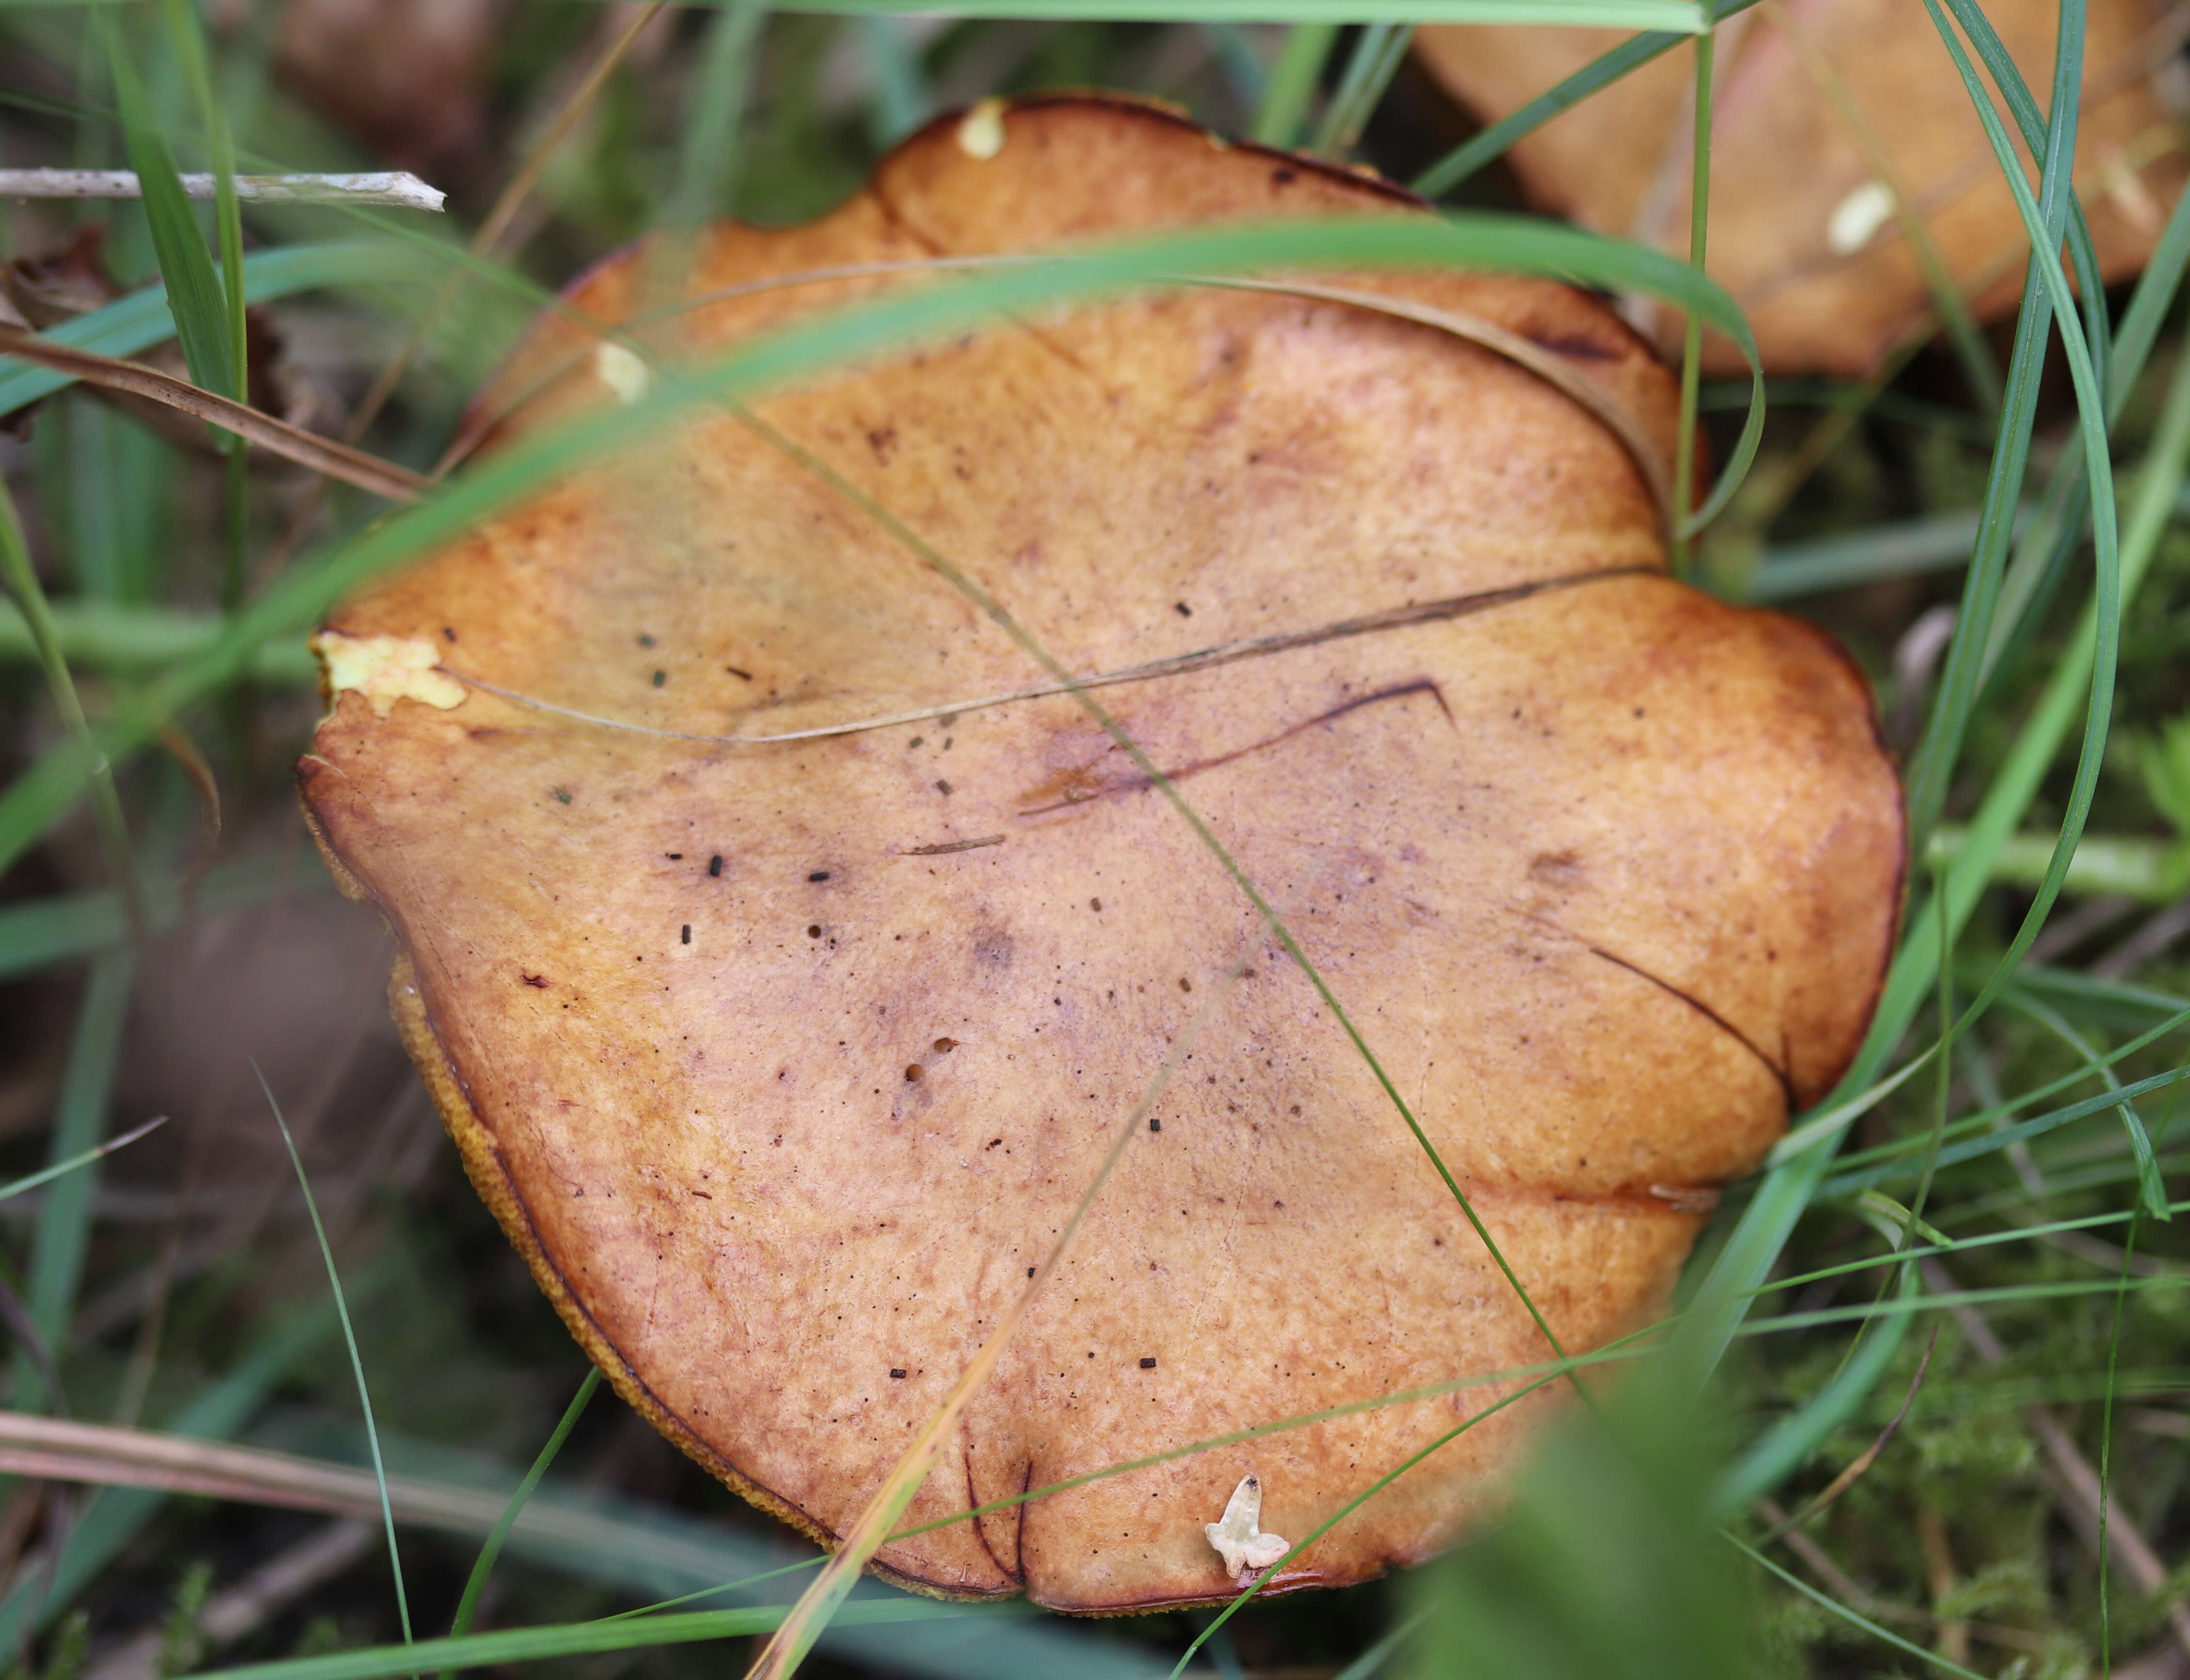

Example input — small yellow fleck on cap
[957,98,1007,161]
[313,632,466,717]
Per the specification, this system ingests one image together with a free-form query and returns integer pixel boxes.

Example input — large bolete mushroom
[298,96,1902,1612]
[1419,0,2188,374]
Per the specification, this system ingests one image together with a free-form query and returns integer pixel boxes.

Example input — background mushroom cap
[1418,0,2189,376]
[297,96,1903,1612]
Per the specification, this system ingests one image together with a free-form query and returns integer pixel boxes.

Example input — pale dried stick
[0,171,442,210]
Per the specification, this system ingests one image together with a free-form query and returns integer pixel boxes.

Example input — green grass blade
[1410,0,1760,198]
[9,951,132,1414]
[1727,1534,1989,1679]
[159,0,245,402]
[1974,181,2190,695]
[184,1600,985,1680]
[0,597,318,682]
[1312,23,1412,155]
[1746,509,1994,599]
[1330,1617,1421,1680]
[2006,991,2170,1217]
[2107,174,2190,411]
[1675,0,2126,1380]
[1898,0,2084,857]
[1937,0,2108,386]
[439,1370,600,1680]
[258,1066,414,1648]
[158,0,251,614]
[1167,1362,1575,1677]
[100,16,235,402]
[1670,25,1711,574]
[0,1115,165,1210]
[669,0,770,228]
[1707,1264,1916,1515]
[1819,1065,2190,1197]
[1251,22,1340,145]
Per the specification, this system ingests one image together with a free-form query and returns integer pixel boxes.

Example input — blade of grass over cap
[0,213,1761,879]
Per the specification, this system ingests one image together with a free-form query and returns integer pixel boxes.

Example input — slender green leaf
[441,1370,599,1680]
[260,1067,413,1646]
[1251,22,1340,145]
[1313,23,1412,155]
[101,17,234,401]
[1411,0,1760,197]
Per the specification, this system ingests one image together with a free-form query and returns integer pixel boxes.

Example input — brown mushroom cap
[297,96,1903,1613]
[1418,0,2189,375]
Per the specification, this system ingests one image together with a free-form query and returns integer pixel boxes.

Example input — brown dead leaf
[1418,0,2190,375]
[295,96,1902,1611]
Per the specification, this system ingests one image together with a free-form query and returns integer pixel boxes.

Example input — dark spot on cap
[936,778,953,795]
[521,973,548,988]
[808,924,823,938]
[666,852,682,859]
[908,736,925,748]
[1090,896,1103,912]
[809,871,830,882]
[652,670,666,687]
[905,1064,923,1082]
[709,855,724,876]
[726,665,753,681]
[890,1368,907,1379]
[1149,1117,1161,1133]
[1027,1266,1036,1277]
[552,787,572,805]
[441,626,457,642]
[1139,1357,1157,1369]
[1272,166,1296,183]
[1178,977,1192,992]
[681,924,692,944]
[638,634,656,647]
[933,1037,957,1052]
[1174,601,1192,616]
